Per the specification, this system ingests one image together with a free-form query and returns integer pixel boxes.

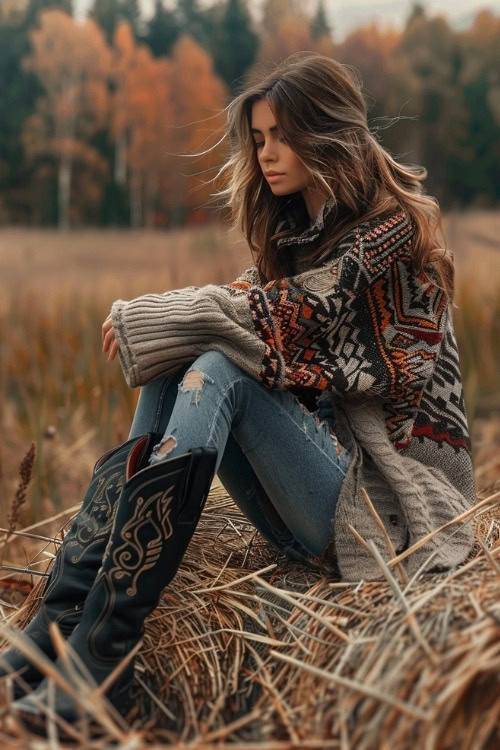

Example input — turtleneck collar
[276,196,335,250]
[308,196,335,228]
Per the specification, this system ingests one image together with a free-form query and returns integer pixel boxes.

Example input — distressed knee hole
[179,369,207,406]
[181,370,204,389]
[157,436,176,456]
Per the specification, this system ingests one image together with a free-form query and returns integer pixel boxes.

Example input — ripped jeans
[127,350,350,564]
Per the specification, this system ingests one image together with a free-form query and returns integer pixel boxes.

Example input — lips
[265,172,284,177]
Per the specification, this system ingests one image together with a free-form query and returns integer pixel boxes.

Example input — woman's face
[250,99,309,195]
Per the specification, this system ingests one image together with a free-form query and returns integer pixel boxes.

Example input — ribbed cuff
[110,299,141,388]
[109,284,270,390]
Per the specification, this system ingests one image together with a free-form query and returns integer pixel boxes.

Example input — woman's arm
[109,210,446,447]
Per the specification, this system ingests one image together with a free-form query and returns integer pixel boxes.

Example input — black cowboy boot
[13,438,218,730]
[0,432,157,698]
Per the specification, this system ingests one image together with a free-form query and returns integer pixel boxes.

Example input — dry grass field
[0,209,498,527]
[0,210,499,747]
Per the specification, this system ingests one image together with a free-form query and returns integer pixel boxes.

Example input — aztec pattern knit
[110,199,477,582]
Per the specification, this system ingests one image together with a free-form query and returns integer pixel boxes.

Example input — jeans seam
[205,378,238,449]
[204,375,347,478]
[243,379,348,477]
[153,375,175,433]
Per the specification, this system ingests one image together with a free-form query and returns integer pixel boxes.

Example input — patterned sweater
[110,200,477,582]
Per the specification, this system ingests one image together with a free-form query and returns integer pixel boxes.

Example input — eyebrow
[250,125,278,135]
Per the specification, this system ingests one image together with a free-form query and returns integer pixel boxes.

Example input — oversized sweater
[110,199,477,582]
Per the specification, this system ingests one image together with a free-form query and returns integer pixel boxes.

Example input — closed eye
[254,137,288,148]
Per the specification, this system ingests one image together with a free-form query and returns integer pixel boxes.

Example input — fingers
[102,327,115,352]
[102,313,118,361]
[102,314,113,346]
[108,339,119,362]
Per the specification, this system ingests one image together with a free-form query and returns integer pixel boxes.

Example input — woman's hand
[102,313,119,362]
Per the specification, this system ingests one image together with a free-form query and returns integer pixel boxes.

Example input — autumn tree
[256,2,334,72]
[110,21,175,227]
[166,34,228,225]
[110,23,227,228]
[22,10,111,228]
[260,0,298,34]
[337,22,421,172]
[110,20,135,190]
[0,0,28,23]
[399,11,469,204]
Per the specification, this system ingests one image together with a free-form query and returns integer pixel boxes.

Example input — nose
[259,139,278,163]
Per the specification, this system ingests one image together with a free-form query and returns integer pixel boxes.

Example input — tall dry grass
[0,211,498,532]
[0,223,250,528]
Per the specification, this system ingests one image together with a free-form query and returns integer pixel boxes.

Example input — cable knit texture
[110,198,476,581]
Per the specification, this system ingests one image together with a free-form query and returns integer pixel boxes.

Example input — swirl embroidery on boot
[109,486,175,596]
[67,470,125,564]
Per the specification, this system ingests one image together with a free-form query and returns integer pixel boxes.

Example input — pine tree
[143,0,179,57]
[0,9,44,222]
[120,0,140,36]
[406,2,426,30]
[89,0,140,42]
[24,0,73,27]
[89,0,120,41]
[213,0,258,95]
[174,0,209,48]
[310,0,331,41]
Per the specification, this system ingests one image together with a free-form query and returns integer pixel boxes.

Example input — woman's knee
[183,350,245,386]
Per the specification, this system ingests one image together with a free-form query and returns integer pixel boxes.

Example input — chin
[269,184,295,195]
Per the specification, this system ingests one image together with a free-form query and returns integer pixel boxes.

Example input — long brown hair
[211,51,454,298]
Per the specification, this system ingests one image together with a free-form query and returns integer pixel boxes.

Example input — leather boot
[0,432,157,697]
[13,439,218,731]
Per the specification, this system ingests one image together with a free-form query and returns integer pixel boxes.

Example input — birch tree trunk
[115,129,127,185]
[130,169,142,228]
[58,152,72,231]
[144,171,159,229]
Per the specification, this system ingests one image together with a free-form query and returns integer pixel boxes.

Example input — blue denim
[127,350,350,565]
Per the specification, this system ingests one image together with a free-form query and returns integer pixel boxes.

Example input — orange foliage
[166,35,228,220]
[338,23,416,111]
[21,10,111,223]
[22,10,111,144]
[257,14,334,69]
[110,21,175,226]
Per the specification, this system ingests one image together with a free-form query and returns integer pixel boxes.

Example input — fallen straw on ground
[0,484,499,748]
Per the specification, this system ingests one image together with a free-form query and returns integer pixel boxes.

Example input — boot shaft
[42,433,158,617]
[0,433,157,691]
[11,445,218,725]
[78,445,217,667]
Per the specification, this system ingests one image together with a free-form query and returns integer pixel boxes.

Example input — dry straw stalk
[0,484,499,748]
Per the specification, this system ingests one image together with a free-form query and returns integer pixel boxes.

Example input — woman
[6,51,475,727]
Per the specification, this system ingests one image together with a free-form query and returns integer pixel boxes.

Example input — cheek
[286,151,307,177]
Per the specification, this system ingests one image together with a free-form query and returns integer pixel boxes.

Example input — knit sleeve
[233,265,261,286]
[110,211,445,424]
[110,255,351,390]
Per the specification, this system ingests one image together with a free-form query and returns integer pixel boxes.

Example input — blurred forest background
[1,0,500,226]
[0,0,499,531]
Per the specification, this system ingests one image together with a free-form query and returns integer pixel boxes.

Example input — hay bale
[1,484,499,748]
